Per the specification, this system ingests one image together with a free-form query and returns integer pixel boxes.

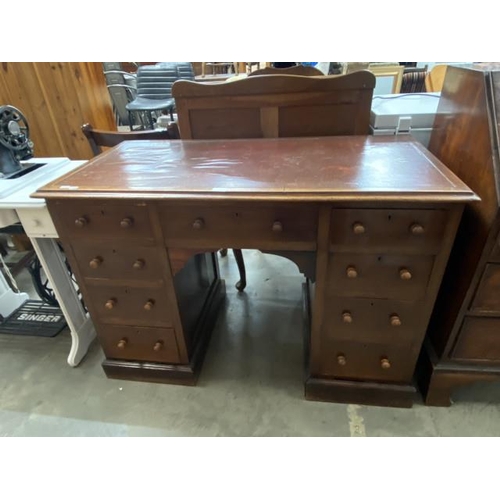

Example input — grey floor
[1,250,500,436]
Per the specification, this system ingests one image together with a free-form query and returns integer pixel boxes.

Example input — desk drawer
[51,201,154,241]
[330,208,447,253]
[17,207,58,238]
[319,340,415,383]
[73,243,163,282]
[327,253,434,300]
[158,204,318,250]
[471,264,500,313]
[323,298,423,344]
[85,284,173,327]
[452,317,500,362]
[99,325,180,363]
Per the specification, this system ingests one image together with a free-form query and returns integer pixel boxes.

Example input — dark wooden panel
[470,264,500,313]
[427,66,500,355]
[327,253,434,300]
[452,317,500,362]
[189,108,261,139]
[322,297,424,344]
[330,208,447,253]
[99,325,180,363]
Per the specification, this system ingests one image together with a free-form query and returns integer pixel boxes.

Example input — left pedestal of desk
[45,199,225,385]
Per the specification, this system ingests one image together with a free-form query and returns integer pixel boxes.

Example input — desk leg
[30,238,96,367]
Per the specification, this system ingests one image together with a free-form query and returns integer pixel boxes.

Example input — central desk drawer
[85,284,173,327]
[52,201,154,241]
[72,243,162,282]
[158,204,318,250]
[99,325,180,364]
[327,253,434,300]
[330,208,447,253]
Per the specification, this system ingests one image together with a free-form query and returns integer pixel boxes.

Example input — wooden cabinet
[0,62,115,160]
[419,65,500,406]
[35,136,475,407]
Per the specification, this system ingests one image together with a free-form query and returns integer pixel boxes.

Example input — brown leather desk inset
[34,135,476,408]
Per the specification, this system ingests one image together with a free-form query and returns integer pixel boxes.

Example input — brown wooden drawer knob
[144,299,155,311]
[272,221,283,232]
[153,341,163,352]
[352,222,365,234]
[346,266,358,279]
[193,218,204,230]
[133,259,145,270]
[399,268,412,280]
[74,216,88,228]
[120,217,134,229]
[342,311,353,323]
[337,354,347,366]
[89,256,103,269]
[380,357,391,369]
[105,298,116,310]
[410,223,425,235]
[390,314,401,327]
[117,338,127,349]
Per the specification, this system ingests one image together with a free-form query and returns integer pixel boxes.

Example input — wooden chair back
[249,65,324,77]
[81,123,172,156]
[172,71,375,139]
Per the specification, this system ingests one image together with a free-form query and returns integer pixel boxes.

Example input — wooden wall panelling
[0,62,115,160]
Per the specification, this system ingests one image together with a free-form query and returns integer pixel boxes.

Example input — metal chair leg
[233,249,246,292]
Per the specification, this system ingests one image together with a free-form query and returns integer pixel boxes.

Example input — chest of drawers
[34,136,476,407]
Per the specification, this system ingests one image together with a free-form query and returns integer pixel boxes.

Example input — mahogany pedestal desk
[33,136,476,408]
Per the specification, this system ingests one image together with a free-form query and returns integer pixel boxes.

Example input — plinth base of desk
[305,377,416,408]
[102,278,226,386]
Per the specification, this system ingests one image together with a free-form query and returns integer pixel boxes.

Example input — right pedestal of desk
[307,204,464,408]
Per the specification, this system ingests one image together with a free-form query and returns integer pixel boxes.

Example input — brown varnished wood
[34,136,475,203]
[82,123,172,156]
[249,65,324,77]
[39,136,475,407]
[0,62,114,159]
[420,65,500,405]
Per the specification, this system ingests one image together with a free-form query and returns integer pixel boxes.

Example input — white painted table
[0,158,96,366]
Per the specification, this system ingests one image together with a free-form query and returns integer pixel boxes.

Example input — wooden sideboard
[0,62,115,160]
[34,136,476,408]
[419,64,500,406]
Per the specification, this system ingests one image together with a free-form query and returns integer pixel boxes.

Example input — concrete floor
[1,250,500,436]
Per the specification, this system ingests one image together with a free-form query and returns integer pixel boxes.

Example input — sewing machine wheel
[0,105,32,151]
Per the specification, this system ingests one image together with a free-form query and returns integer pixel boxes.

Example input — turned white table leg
[30,237,96,367]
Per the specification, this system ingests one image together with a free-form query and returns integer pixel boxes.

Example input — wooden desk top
[34,136,477,203]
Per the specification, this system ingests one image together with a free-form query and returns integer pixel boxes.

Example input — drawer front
[85,284,173,327]
[471,264,500,313]
[452,317,500,362]
[72,244,163,282]
[330,208,447,252]
[99,325,180,363]
[52,201,154,240]
[318,340,415,382]
[327,254,434,300]
[322,298,423,344]
[158,204,318,250]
